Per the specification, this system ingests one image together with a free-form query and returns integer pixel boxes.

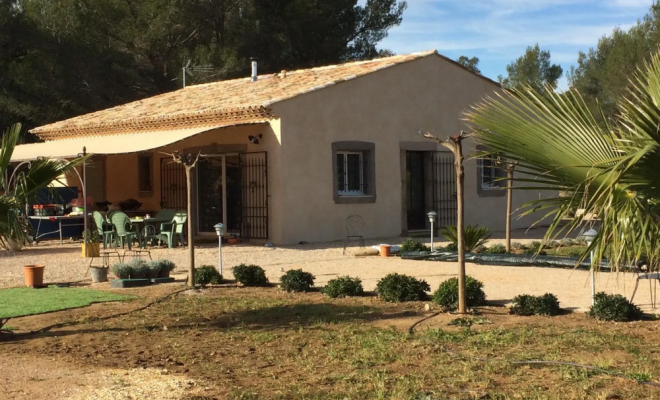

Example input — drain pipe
[251,58,258,82]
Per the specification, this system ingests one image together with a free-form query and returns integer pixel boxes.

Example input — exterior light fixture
[248,134,263,144]
[427,211,438,251]
[214,223,224,276]
[583,228,598,305]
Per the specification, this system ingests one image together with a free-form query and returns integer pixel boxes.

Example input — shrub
[567,249,584,258]
[510,293,561,316]
[146,261,162,278]
[511,242,525,251]
[472,245,487,254]
[232,264,269,287]
[523,241,547,255]
[376,273,430,302]
[440,224,492,252]
[155,259,176,272]
[445,242,458,252]
[127,259,149,279]
[322,276,364,298]
[587,292,643,322]
[195,265,222,286]
[432,275,486,309]
[110,263,132,279]
[485,244,507,254]
[400,238,430,252]
[280,269,315,292]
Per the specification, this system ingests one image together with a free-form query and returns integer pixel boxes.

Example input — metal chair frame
[343,214,365,255]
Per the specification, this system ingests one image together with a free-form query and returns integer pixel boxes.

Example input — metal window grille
[337,151,365,195]
[432,152,458,227]
[239,152,268,239]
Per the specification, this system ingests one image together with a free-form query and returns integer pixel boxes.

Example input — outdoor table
[29,215,89,245]
[130,217,168,245]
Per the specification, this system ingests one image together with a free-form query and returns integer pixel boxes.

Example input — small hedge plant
[195,265,222,286]
[587,292,643,322]
[322,276,364,298]
[376,273,430,302]
[155,259,176,273]
[110,263,131,279]
[280,269,315,292]
[400,239,430,252]
[485,244,507,254]
[232,264,269,287]
[524,241,547,256]
[128,259,149,279]
[432,275,486,309]
[510,293,561,316]
[146,261,162,278]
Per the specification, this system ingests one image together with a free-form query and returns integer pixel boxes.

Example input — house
[11,50,541,244]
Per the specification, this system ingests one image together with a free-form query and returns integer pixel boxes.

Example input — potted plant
[155,260,176,278]
[110,263,132,279]
[228,233,240,245]
[146,260,162,278]
[90,266,108,283]
[82,229,100,258]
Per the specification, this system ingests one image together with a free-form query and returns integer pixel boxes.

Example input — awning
[11,123,264,161]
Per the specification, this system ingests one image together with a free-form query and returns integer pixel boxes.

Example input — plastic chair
[155,209,176,222]
[93,211,115,249]
[343,214,365,255]
[111,212,140,250]
[159,211,187,248]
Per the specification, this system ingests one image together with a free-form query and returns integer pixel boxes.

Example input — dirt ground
[2,285,660,400]
[0,229,655,312]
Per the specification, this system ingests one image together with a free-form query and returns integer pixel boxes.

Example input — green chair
[111,212,140,250]
[93,211,115,249]
[159,211,187,248]
[155,209,176,222]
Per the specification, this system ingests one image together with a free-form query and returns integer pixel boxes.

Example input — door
[197,157,224,233]
[406,151,426,230]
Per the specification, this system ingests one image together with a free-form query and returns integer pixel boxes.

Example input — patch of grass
[0,286,133,318]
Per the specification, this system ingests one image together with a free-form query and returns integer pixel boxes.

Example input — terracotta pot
[228,238,239,245]
[24,265,45,288]
[380,245,392,258]
[82,243,100,258]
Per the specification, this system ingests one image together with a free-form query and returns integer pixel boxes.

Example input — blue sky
[367,0,656,88]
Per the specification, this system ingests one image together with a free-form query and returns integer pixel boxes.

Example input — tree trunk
[455,140,466,314]
[185,166,195,287]
[506,168,514,253]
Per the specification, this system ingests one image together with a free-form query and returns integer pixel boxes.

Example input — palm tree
[465,52,660,271]
[0,123,83,250]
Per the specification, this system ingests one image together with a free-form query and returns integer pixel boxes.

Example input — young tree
[499,44,563,94]
[457,56,481,74]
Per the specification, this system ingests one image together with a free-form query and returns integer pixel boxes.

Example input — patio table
[29,215,89,245]
[130,217,168,245]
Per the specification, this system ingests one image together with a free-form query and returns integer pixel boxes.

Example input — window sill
[477,187,505,197]
[334,195,376,204]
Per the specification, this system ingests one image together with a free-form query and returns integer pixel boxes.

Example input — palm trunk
[185,165,195,287]
[454,141,466,314]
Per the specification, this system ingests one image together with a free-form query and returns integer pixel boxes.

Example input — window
[477,152,506,197]
[138,154,152,193]
[337,151,364,195]
[331,141,376,204]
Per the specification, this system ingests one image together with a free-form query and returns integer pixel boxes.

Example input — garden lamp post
[214,223,224,276]
[584,228,598,305]
[427,211,438,251]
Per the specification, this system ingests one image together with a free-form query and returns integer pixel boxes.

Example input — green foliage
[511,242,525,251]
[432,276,486,309]
[472,245,487,254]
[485,244,507,254]
[440,224,491,252]
[127,259,149,279]
[587,292,643,322]
[523,241,547,256]
[510,293,561,316]
[445,242,458,252]
[280,269,315,293]
[567,249,584,258]
[110,263,131,279]
[154,259,176,272]
[195,265,222,286]
[499,43,563,94]
[400,239,430,252]
[448,316,491,327]
[231,264,269,287]
[376,273,430,303]
[322,276,364,298]
[146,261,162,278]
[457,55,481,74]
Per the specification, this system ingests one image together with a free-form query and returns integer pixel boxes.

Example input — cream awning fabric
[11,124,258,161]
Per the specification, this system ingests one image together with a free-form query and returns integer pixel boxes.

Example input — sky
[368,0,656,88]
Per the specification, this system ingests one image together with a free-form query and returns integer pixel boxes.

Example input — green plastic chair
[111,212,140,250]
[93,211,115,249]
[159,211,187,248]
[155,209,176,222]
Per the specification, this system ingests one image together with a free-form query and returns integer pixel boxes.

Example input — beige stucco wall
[269,55,543,244]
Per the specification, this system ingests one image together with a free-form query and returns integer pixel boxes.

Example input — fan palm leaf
[465,52,660,271]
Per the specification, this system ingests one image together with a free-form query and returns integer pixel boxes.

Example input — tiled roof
[31,50,439,140]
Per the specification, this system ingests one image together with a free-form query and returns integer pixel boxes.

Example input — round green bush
[280,269,315,292]
[110,263,132,279]
[486,244,507,254]
[127,259,149,279]
[400,239,430,252]
[376,273,430,303]
[587,292,643,322]
[231,264,269,287]
[432,275,486,309]
[155,259,176,272]
[510,293,561,316]
[322,276,364,298]
[195,265,222,286]
[523,241,547,255]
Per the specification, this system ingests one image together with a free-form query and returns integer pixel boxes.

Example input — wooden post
[423,131,468,313]
[505,165,514,253]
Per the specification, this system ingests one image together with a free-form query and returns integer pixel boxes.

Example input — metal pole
[590,250,595,305]
[183,67,186,88]
[82,147,88,248]
[430,220,434,252]
[218,235,223,276]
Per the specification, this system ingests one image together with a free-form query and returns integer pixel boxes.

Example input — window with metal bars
[331,141,376,204]
[336,151,365,195]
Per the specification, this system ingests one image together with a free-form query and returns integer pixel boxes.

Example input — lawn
[3,287,657,399]
[0,286,133,319]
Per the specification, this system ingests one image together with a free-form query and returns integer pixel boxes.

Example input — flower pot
[228,238,239,245]
[380,245,392,258]
[23,265,45,288]
[82,243,100,258]
[90,267,108,283]
[157,268,171,278]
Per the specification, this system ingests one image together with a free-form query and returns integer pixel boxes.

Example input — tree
[466,50,660,271]
[457,56,481,74]
[499,44,563,94]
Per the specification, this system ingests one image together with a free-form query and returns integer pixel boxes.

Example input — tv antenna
[182,60,215,88]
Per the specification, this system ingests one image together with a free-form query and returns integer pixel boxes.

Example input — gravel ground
[0,229,654,312]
